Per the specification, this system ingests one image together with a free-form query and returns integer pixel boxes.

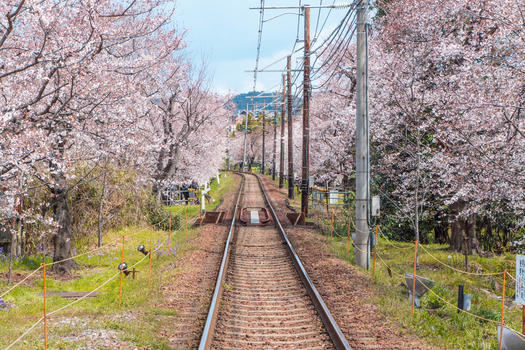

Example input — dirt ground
[260,176,438,350]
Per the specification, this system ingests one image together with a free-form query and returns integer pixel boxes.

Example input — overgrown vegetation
[2,164,168,261]
[327,233,521,350]
[0,173,236,349]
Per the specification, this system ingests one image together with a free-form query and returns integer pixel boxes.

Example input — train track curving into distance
[198,173,351,350]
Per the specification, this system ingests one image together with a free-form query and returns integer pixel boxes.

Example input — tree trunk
[464,214,480,254]
[449,200,466,252]
[449,200,480,255]
[8,218,15,284]
[52,187,77,274]
[434,211,449,244]
[97,166,108,247]
[483,218,493,251]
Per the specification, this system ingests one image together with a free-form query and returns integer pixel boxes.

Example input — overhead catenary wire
[251,0,266,107]
[288,4,357,100]
[261,0,354,107]
[311,11,358,86]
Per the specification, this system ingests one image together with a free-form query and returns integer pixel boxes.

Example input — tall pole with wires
[287,56,294,199]
[249,0,265,173]
[355,0,370,269]
[301,6,311,218]
[279,74,286,188]
[243,103,249,171]
[272,107,277,180]
[262,100,266,174]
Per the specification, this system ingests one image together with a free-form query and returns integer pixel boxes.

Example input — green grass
[326,234,520,350]
[0,172,237,349]
[260,174,519,349]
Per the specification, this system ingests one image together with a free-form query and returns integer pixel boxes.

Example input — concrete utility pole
[261,100,266,175]
[242,103,249,171]
[226,127,231,171]
[287,56,294,199]
[272,109,277,180]
[355,0,370,269]
[301,6,311,218]
[279,74,286,188]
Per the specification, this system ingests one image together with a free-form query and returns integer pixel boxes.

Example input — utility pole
[242,103,248,172]
[279,74,286,188]
[355,0,370,269]
[261,100,266,175]
[301,6,311,218]
[287,56,294,199]
[226,127,231,171]
[272,109,277,181]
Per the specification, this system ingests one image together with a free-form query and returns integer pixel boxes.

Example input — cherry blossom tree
[309,0,524,252]
[0,0,184,273]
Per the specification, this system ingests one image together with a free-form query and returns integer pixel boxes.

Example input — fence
[316,210,525,349]
[0,211,197,350]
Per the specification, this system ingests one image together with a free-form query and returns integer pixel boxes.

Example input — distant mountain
[232,91,301,114]
[232,92,278,113]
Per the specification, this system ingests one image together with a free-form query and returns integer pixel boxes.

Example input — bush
[145,197,177,231]
[421,284,447,309]
[69,165,153,245]
[471,308,499,324]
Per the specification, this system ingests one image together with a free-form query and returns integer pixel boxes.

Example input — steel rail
[198,173,245,350]
[254,173,352,350]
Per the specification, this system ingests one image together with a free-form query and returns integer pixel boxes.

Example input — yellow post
[118,236,125,309]
[412,240,418,315]
[500,270,507,350]
[346,215,351,253]
[523,304,525,337]
[168,212,172,251]
[185,204,188,233]
[148,228,152,290]
[42,263,47,350]
[372,225,379,282]
[330,209,334,239]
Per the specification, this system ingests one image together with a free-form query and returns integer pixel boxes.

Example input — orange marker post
[412,240,418,315]
[185,204,188,233]
[500,269,507,350]
[372,225,379,282]
[118,236,125,309]
[42,263,47,350]
[330,209,334,240]
[346,215,351,253]
[523,304,525,336]
[168,212,172,251]
[148,228,153,290]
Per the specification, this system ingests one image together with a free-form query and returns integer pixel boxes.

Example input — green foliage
[144,197,173,231]
[472,308,499,324]
[327,234,521,350]
[421,284,446,309]
[0,172,238,349]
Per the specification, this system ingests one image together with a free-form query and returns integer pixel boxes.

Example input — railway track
[199,173,350,350]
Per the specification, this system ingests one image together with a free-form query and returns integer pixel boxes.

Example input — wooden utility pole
[272,109,277,180]
[242,103,249,171]
[279,74,286,188]
[261,100,266,174]
[301,6,311,217]
[355,0,370,269]
[287,56,294,199]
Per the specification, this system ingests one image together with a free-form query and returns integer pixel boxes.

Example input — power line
[251,0,266,97]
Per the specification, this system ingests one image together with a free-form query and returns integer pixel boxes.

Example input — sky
[173,0,349,95]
